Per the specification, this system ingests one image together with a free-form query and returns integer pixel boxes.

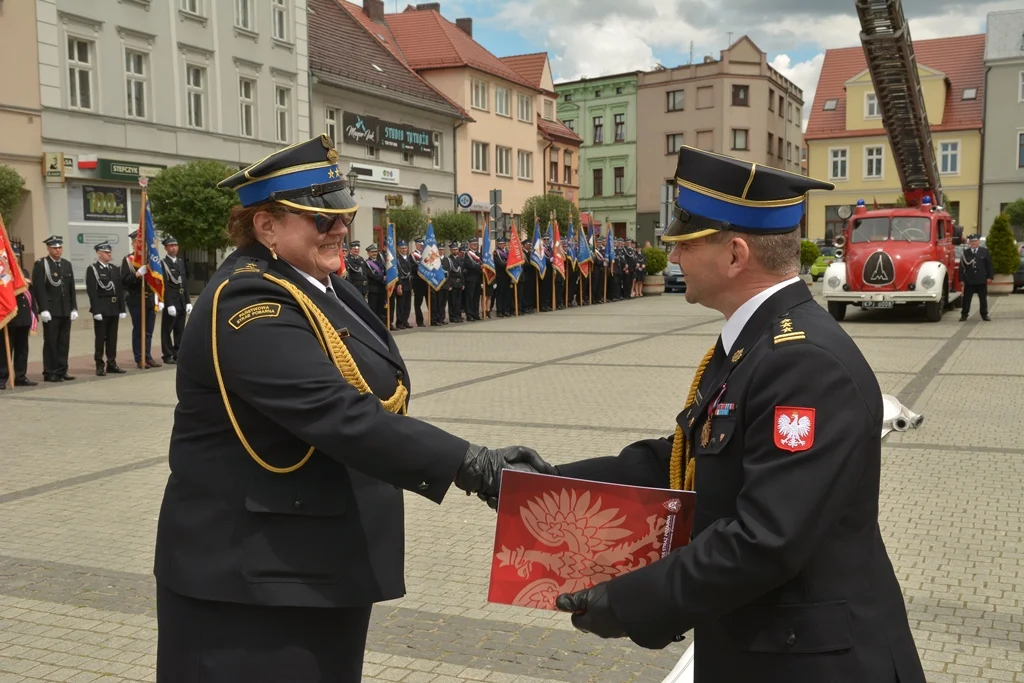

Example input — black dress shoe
[61,374,76,381]
[43,375,63,383]
[163,358,177,365]
[106,363,126,374]
[96,363,106,377]
[959,316,968,322]
[15,377,38,387]
[982,315,991,321]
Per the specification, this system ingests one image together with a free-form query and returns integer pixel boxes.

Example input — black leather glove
[454,444,556,503]
[555,582,626,639]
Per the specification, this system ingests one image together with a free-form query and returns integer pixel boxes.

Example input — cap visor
[275,188,358,216]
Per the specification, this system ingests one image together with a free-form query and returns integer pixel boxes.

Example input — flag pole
[3,327,14,390]
[385,210,391,331]
[139,187,147,366]
[535,269,540,312]
[513,282,519,317]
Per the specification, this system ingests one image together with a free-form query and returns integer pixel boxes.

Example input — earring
[269,244,279,260]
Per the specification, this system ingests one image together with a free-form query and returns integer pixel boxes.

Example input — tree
[800,240,821,271]
[1002,198,1024,239]
[520,194,582,238]
[987,212,1020,275]
[387,206,428,243]
[0,165,25,225]
[642,246,668,276]
[147,160,240,281]
[431,210,476,244]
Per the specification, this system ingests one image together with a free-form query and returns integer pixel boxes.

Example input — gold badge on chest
[701,419,712,448]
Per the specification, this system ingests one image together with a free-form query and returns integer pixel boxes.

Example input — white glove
[70,310,78,321]
[157,301,165,312]
[93,314,103,321]
[168,306,177,317]
[137,265,147,277]
[186,303,193,314]
[40,310,52,323]
[119,312,127,319]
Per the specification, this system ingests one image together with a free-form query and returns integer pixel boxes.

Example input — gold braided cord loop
[669,345,717,491]
[211,274,407,475]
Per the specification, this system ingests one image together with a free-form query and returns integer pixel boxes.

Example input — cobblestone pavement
[2,287,1024,682]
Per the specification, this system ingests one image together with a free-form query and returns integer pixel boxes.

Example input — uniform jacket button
[417,481,429,491]
[396,370,404,382]
[293,500,304,510]
[785,630,797,646]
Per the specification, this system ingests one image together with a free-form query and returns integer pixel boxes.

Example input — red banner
[506,228,526,271]
[0,217,27,330]
[551,221,566,278]
[488,470,695,610]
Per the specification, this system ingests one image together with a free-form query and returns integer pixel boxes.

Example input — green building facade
[555,72,639,241]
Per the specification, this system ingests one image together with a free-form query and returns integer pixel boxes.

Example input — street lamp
[345,168,358,195]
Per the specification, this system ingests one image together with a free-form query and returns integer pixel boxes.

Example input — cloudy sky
[396,0,1016,129]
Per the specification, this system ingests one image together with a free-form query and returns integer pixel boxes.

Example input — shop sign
[343,112,433,157]
[97,158,166,182]
[81,185,128,222]
[385,194,404,207]
[41,152,65,182]
[349,163,400,185]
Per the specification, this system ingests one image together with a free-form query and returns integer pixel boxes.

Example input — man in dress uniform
[463,238,483,321]
[31,235,78,382]
[959,233,993,322]
[519,238,535,314]
[445,241,464,323]
[85,242,128,376]
[160,236,191,364]
[553,146,926,683]
[364,243,387,326]
[411,238,427,326]
[121,230,163,369]
[493,236,511,318]
[345,242,367,299]
[393,240,413,329]
[591,237,606,304]
[0,244,37,388]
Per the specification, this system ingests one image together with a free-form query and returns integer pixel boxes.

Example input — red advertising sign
[488,470,696,610]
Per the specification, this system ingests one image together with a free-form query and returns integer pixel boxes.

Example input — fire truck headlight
[921,275,936,290]
[827,276,841,289]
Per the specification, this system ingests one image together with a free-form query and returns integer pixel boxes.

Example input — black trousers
[465,280,481,320]
[431,289,447,324]
[93,316,120,363]
[156,584,371,683]
[413,281,427,325]
[448,288,463,321]
[128,300,156,362]
[42,316,72,378]
[161,309,186,360]
[962,283,988,318]
[0,325,29,381]
[367,290,386,326]
[395,289,411,327]
[496,281,512,315]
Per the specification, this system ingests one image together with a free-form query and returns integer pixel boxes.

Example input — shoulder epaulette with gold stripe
[773,315,806,346]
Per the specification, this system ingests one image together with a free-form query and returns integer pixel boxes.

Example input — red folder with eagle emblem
[488,470,696,610]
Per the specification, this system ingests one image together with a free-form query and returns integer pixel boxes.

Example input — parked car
[1015,244,1024,292]
[664,262,686,293]
[809,246,838,281]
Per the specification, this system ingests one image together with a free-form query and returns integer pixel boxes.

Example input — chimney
[416,2,440,11]
[455,17,472,37]
[363,0,385,23]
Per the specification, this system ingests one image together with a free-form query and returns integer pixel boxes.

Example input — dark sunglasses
[289,210,353,234]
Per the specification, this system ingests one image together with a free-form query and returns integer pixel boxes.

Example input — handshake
[453,444,556,509]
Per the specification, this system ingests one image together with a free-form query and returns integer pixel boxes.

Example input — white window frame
[517,150,533,180]
[495,146,512,177]
[495,87,511,117]
[1019,71,1024,103]
[517,93,532,123]
[124,48,148,120]
[666,89,684,111]
[432,131,442,169]
[275,85,291,143]
[865,92,880,119]
[543,100,553,121]
[1018,131,1024,169]
[272,0,289,42]
[471,79,489,111]
[324,106,339,142]
[66,36,95,111]
[731,128,748,151]
[666,133,683,155]
[829,147,849,181]
[235,0,255,31]
[864,145,884,179]
[939,140,960,176]
[471,140,489,173]
[593,116,603,144]
[185,64,207,129]
[563,151,572,184]
[239,78,257,138]
[181,0,201,15]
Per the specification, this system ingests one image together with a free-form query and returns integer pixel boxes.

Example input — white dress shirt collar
[721,277,801,354]
[288,263,333,294]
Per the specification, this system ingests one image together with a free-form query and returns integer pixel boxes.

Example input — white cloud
[769,53,825,132]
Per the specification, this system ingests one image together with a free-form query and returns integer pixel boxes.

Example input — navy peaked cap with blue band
[43,235,63,247]
[161,236,178,246]
[94,242,112,252]
[662,146,834,243]
[217,135,358,217]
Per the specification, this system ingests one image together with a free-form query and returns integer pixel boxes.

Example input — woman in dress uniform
[153,135,555,683]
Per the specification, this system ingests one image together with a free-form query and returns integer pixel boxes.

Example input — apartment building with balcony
[555,73,639,241]
[36,0,308,282]
[636,37,806,238]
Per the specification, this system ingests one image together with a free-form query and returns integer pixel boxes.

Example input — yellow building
[804,34,985,240]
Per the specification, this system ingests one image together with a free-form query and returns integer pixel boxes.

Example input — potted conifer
[987,213,1020,296]
[642,246,668,296]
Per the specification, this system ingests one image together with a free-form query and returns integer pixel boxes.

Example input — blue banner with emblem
[417,221,447,292]
[530,218,547,278]
[385,223,399,297]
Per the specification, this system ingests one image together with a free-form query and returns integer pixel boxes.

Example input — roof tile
[500,53,548,89]
[805,33,985,140]
[537,116,582,144]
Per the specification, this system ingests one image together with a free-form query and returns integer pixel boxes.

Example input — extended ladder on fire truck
[855,0,943,207]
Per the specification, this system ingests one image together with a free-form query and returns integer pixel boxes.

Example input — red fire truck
[821,0,964,323]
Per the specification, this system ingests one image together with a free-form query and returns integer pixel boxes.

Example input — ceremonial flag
[550,221,565,278]
[335,240,347,278]
[506,222,525,284]
[132,198,165,304]
[529,218,547,278]
[0,216,27,330]
[577,222,592,278]
[384,223,399,296]
[566,221,577,266]
[417,221,447,291]
[481,227,496,284]
[605,225,615,263]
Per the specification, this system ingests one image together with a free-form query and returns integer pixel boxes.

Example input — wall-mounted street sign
[457,193,473,209]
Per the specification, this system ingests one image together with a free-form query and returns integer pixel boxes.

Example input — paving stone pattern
[2,288,1024,682]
